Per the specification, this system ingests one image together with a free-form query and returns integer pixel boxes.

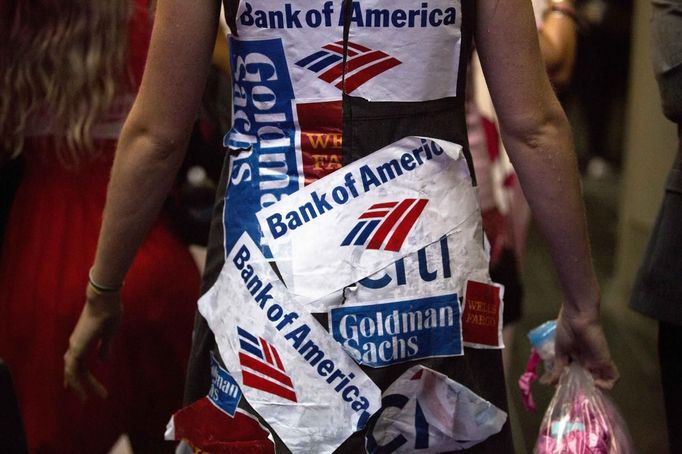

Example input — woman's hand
[544,307,619,390]
[63,284,122,401]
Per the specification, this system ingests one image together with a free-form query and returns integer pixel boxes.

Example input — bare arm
[93,0,220,286]
[475,0,617,387]
[64,0,221,399]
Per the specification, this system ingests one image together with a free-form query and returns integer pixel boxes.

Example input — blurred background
[506,0,677,452]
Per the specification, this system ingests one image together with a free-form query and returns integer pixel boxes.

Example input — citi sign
[341,199,428,252]
[264,139,444,240]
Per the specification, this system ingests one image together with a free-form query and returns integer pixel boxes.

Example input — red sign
[462,280,504,347]
[297,101,343,184]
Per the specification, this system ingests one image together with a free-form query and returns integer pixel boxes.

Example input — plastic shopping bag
[535,363,634,454]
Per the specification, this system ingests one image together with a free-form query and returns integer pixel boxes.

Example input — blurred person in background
[571,0,633,176]
[629,0,682,451]
[0,1,199,452]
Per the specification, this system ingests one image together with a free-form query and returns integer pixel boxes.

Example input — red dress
[0,2,200,452]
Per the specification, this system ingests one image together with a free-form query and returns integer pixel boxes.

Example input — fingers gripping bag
[534,363,634,454]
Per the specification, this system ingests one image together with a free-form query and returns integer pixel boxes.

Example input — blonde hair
[1,0,131,165]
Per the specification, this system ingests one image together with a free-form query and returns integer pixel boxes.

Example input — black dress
[183,1,513,452]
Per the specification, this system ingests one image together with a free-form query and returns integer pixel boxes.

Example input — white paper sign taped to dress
[232,0,463,103]
[198,233,381,454]
[343,217,490,305]
[256,136,479,300]
[365,365,507,453]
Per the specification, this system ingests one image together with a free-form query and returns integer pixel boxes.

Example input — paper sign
[329,294,463,368]
[346,0,463,102]
[365,365,507,453]
[462,280,504,348]
[208,353,242,417]
[343,220,490,305]
[198,233,381,454]
[256,136,478,299]
[231,0,463,103]
[165,399,275,452]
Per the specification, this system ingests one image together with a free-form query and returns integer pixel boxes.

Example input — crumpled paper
[367,365,507,452]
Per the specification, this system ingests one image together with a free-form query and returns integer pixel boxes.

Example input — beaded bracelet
[88,267,122,295]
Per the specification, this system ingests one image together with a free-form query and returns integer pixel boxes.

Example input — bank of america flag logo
[237,327,297,402]
[341,199,429,252]
[295,41,401,93]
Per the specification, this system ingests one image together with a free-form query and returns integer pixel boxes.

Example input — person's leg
[658,320,682,452]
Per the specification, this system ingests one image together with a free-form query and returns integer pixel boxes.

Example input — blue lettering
[392,9,407,27]
[267,303,284,321]
[311,191,333,214]
[367,395,431,452]
[359,272,392,289]
[400,152,416,170]
[440,236,452,278]
[305,9,322,27]
[360,166,381,191]
[243,2,455,30]
[268,10,283,29]
[266,213,287,239]
[375,159,403,183]
[332,185,349,204]
[342,385,360,402]
[254,9,268,28]
[443,8,457,25]
[429,9,442,27]
[233,245,250,269]
[367,394,409,453]
[253,283,273,308]
[225,37,298,255]
[240,3,254,26]
[285,4,302,28]
[418,248,438,282]
[284,324,310,348]
[285,210,303,230]
[414,401,430,449]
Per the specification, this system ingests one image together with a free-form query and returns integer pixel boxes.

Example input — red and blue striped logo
[237,327,297,402]
[341,199,429,252]
[295,41,402,93]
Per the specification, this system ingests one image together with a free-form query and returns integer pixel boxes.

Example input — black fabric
[341,96,475,183]
[222,0,240,36]
[657,63,682,124]
[341,0,476,181]
[490,248,524,326]
[182,155,230,406]
[0,158,24,256]
[630,0,682,322]
[630,147,682,325]
[187,1,513,451]
[658,321,682,452]
[0,360,27,454]
[651,0,682,124]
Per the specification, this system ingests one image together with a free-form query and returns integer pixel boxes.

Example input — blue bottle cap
[528,320,557,348]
